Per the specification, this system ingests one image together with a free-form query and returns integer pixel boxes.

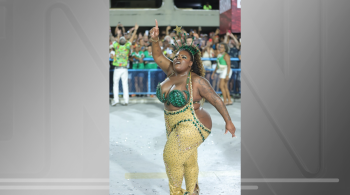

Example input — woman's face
[135,45,141,52]
[173,50,193,73]
[186,38,193,45]
[147,46,152,53]
[218,44,226,53]
[176,39,182,46]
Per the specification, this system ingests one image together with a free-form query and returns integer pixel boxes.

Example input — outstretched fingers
[155,19,158,29]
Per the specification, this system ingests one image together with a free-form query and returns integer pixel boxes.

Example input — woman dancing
[150,20,236,195]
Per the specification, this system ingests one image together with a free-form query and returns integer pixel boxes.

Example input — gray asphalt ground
[109,99,241,195]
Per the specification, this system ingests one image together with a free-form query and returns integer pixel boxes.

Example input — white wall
[110,0,219,27]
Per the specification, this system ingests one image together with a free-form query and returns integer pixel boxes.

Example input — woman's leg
[138,76,142,92]
[219,79,228,104]
[184,149,199,194]
[163,133,186,194]
[163,132,198,195]
[212,74,217,90]
[214,74,219,91]
[224,80,232,104]
[227,70,233,104]
[134,77,139,93]
[229,78,234,92]
[139,75,144,93]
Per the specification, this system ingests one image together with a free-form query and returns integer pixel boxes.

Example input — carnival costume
[157,72,211,195]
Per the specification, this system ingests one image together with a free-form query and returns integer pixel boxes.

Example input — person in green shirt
[110,24,138,106]
[203,2,212,10]
[210,43,233,105]
[131,44,145,95]
[144,46,158,69]
[131,44,145,69]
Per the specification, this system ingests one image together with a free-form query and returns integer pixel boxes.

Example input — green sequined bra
[156,72,191,107]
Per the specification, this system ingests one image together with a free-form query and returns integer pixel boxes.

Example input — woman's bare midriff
[164,103,212,130]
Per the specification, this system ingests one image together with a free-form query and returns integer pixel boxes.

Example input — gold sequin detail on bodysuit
[163,73,211,195]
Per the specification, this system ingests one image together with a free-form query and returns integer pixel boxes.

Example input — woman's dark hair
[178,46,205,77]
[220,42,228,52]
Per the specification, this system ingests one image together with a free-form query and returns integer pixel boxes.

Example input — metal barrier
[109,58,241,96]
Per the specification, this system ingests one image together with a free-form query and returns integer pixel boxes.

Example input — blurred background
[109,0,241,101]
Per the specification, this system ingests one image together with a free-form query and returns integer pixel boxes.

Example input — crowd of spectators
[109,23,241,99]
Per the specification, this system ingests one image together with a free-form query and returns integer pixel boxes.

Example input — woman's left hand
[225,75,229,81]
[225,121,236,137]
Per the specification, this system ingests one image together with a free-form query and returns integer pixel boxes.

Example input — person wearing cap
[110,23,139,106]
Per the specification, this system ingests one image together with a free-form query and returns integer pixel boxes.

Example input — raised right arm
[224,31,230,44]
[114,24,120,40]
[116,29,121,43]
[230,33,240,49]
[129,24,139,44]
[150,19,173,75]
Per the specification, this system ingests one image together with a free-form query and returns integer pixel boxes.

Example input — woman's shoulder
[191,73,209,85]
